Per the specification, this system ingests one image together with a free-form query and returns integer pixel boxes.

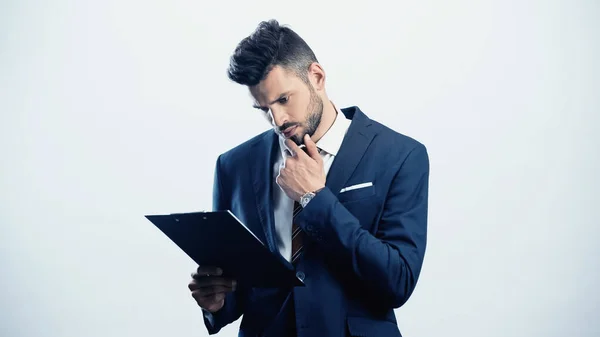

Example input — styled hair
[227,19,318,86]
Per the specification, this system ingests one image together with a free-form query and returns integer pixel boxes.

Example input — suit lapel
[251,131,279,253]
[325,107,377,196]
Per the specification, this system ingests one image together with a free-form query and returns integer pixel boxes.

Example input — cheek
[291,101,310,122]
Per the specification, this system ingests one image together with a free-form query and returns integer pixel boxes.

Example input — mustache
[277,122,300,133]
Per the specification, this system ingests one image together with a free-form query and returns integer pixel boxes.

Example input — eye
[278,96,289,104]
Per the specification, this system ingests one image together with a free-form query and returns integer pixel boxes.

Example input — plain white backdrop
[1,0,599,336]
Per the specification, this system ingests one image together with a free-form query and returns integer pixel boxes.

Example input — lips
[282,126,297,138]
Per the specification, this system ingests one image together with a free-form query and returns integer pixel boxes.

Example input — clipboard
[145,210,304,288]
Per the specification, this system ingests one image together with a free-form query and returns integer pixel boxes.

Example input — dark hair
[227,19,318,86]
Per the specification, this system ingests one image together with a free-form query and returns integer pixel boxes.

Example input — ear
[308,62,326,91]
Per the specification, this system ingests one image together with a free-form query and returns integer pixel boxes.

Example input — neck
[311,99,337,143]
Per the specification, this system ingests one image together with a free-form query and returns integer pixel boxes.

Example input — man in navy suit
[188,19,429,337]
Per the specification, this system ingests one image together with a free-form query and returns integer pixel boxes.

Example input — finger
[204,296,226,313]
[279,161,293,176]
[284,139,303,157]
[303,134,320,160]
[202,292,226,304]
[189,280,234,292]
[192,292,227,308]
[188,277,236,290]
[191,287,228,298]
[192,271,214,281]
[195,266,223,277]
[190,284,235,296]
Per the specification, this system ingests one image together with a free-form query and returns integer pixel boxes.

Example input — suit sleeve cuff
[201,292,236,335]
[296,186,341,243]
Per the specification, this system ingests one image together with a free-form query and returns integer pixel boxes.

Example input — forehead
[249,66,304,103]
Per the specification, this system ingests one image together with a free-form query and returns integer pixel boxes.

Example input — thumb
[304,134,320,160]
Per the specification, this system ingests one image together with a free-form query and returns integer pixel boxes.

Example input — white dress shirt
[271,102,352,262]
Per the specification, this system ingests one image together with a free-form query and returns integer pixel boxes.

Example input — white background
[1,0,599,336]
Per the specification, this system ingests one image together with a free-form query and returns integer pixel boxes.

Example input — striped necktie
[290,145,322,264]
[291,200,304,264]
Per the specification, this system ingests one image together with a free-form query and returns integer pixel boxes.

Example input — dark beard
[290,86,323,146]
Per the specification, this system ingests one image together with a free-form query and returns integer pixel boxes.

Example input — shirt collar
[278,101,350,157]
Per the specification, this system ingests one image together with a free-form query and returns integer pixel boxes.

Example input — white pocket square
[339,182,373,193]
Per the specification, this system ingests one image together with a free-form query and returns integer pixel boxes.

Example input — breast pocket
[337,183,380,231]
[337,183,375,203]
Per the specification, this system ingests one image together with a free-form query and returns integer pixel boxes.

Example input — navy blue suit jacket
[203,106,429,337]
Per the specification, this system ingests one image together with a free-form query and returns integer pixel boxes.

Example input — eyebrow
[253,91,291,110]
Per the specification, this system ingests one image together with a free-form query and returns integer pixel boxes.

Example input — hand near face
[276,134,326,201]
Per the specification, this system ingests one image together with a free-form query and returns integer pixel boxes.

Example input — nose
[269,107,287,128]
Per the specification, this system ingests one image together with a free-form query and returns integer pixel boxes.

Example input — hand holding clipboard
[145,210,304,291]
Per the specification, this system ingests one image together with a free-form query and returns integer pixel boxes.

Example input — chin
[290,133,304,146]
[284,127,300,142]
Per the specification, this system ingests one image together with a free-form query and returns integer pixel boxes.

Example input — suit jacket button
[296,271,305,281]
